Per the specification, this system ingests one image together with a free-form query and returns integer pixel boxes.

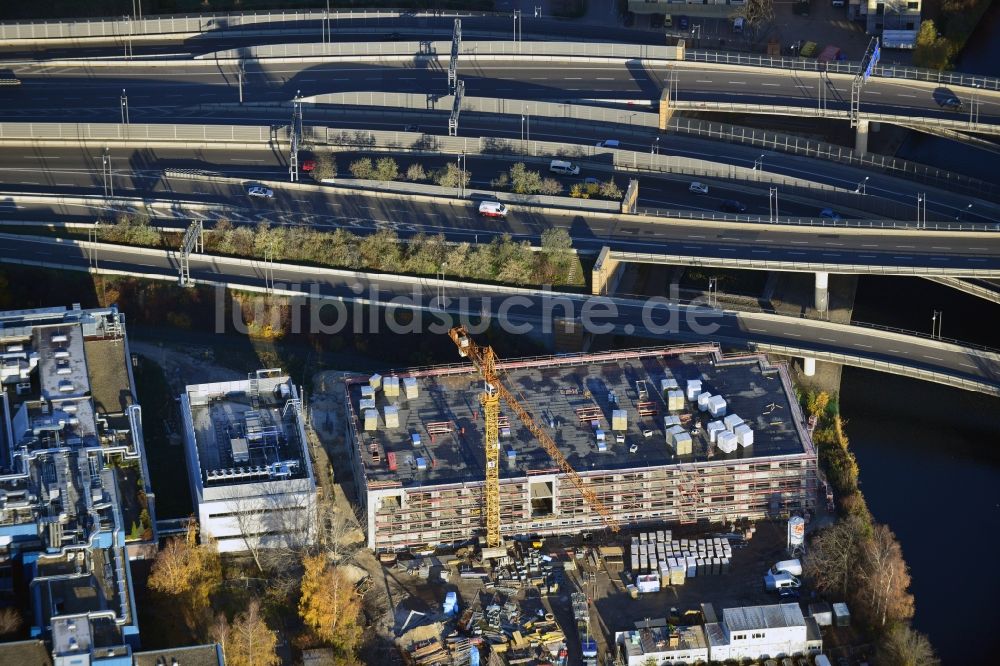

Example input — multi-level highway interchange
[0,9,999,396]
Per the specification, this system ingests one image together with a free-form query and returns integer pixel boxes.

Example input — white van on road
[478,201,508,218]
[549,159,580,176]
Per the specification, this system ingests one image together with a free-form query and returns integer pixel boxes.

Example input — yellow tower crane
[448,326,621,547]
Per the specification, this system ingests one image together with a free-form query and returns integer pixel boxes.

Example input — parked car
[247,185,274,199]
[301,159,316,172]
[677,15,689,30]
[478,201,508,218]
[778,587,801,600]
[549,159,580,176]
[720,199,746,213]
[403,124,421,132]
[689,181,709,195]
[664,14,673,29]
[629,442,639,454]
[820,208,842,221]
[596,139,620,148]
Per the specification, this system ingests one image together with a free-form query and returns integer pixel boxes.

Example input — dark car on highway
[940,95,963,111]
[720,200,747,213]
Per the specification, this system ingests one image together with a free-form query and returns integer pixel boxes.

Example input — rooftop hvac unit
[51,333,69,343]
[58,381,74,393]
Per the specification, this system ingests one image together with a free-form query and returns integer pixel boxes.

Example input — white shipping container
[612,409,628,431]
[667,390,685,411]
[369,373,382,390]
[661,378,678,394]
[360,398,376,411]
[707,420,726,443]
[697,392,712,411]
[361,385,375,399]
[664,415,681,428]
[383,376,400,397]
[403,376,419,398]
[734,423,754,447]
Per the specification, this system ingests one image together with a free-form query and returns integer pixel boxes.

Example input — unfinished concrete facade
[344,345,819,551]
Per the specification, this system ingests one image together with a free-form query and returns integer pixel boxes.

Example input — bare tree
[220,482,316,575]
[876,625,939,666]
[804,515,869,598]
[0,607,22,636]
[732,0,774,39]
[858,523,915,629]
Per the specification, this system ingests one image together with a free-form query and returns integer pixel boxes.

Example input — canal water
[843,276,1000,662]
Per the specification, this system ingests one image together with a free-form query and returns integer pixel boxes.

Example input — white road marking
[931,257,948,261]
[923,355,943,361]
[748,327,766,332]
[751,249,769,253]
[24,156,58,159]
[819,337,836,342]
[761,83,780,87]
[728,81,747,85]
[897,93,916,98]
[931,246,951,250]
[785,332,801,337]
[695,79,713,83]
[854,343,872,348]
[960,362,977,368]
[790,240,809,245]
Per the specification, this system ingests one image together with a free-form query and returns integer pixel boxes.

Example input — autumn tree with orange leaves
[298,554,363,663]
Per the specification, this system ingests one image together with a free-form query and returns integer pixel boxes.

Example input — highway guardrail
[685,50,1000,93]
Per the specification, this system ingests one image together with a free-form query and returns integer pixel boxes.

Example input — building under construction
[344,344,819,551]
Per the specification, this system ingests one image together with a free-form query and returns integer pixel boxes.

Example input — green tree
[913,20,953,70]
[359,228,402,271]
[311,153,337,181]
[508,162,544,194]
[434,162,471,188]
[349,158,374,179]
[374,157,399,181]
[570,183,589,199]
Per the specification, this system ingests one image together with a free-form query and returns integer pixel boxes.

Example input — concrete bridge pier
[814,271,829,313]
[854,119,870,154]
[803,357,817,377]
[592,246,624,296]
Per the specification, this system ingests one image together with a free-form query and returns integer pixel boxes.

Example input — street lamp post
[916,193,926,229]
[856,176,869,195]
[120,89,129,125]
[955,203,973,222]
[931,310,943,339]
[708,277,717,309]
[768,187,779,222]
[457,153,466,198]
[753,153,765,171]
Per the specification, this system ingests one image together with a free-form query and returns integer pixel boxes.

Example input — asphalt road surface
[2,235,996,392]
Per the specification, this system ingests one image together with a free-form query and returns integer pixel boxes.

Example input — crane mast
[448,327,621,545]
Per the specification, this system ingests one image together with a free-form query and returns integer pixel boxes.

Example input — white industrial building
[617,603,822,664]
[179,369,316,553]
[706,603,823,661]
